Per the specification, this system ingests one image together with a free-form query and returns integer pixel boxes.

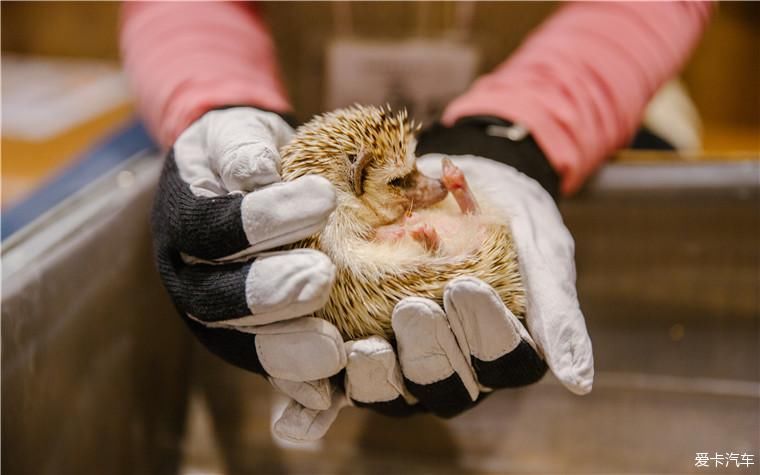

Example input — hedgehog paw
[442,158,480,215]
[374,224,407,242]
[409,223,440,253]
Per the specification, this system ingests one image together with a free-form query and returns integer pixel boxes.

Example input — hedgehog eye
[388,175,410,188]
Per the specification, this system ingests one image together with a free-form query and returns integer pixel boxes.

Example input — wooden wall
[2,1,758,148]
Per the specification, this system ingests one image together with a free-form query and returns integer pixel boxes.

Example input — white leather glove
[273,152,594,441]
[404,155,594,397]
[152,107,347,415]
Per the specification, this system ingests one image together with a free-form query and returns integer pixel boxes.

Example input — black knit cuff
[415,116,560,201]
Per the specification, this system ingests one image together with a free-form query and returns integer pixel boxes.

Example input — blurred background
[2,2,759,208]
[2,2,758,474]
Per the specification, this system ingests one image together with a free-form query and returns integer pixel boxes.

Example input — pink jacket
[120,2,712,195]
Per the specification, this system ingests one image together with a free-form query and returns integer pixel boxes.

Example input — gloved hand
[151,107,347,418]
[274,117,594,440]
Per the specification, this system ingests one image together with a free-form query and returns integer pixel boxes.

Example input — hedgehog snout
[403,169,448,210]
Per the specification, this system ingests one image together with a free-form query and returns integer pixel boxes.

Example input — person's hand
[354,152,594,413]
[273,119,593,440]
[151,107,347,417]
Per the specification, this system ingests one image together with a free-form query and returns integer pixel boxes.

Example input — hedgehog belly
[314,222,525,340]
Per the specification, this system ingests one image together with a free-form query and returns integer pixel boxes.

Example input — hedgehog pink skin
[442,157,480,215]
[375,157,481,251]
[279,105,525,340]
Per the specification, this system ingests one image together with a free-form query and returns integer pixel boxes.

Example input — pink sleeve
[442,2,713,195]
[120,1,291,148]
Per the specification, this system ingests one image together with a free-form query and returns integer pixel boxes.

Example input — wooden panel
[2,2,757,151]
[1,2,121,59]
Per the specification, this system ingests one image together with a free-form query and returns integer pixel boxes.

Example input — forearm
[119,1,291,148]
[443,1,713,195]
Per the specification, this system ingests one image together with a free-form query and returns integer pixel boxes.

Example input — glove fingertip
[559,371,593,395]
[244,250,336,325]
[272,401,321,443]
[553,344,594,395]
[571,359,595,395]
[269,378,332,411]
[273,393,347,443]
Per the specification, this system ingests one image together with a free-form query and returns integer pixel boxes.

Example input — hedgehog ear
[350,150,372,195]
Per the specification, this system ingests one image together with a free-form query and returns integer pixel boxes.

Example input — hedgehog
[279,105,525,340]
